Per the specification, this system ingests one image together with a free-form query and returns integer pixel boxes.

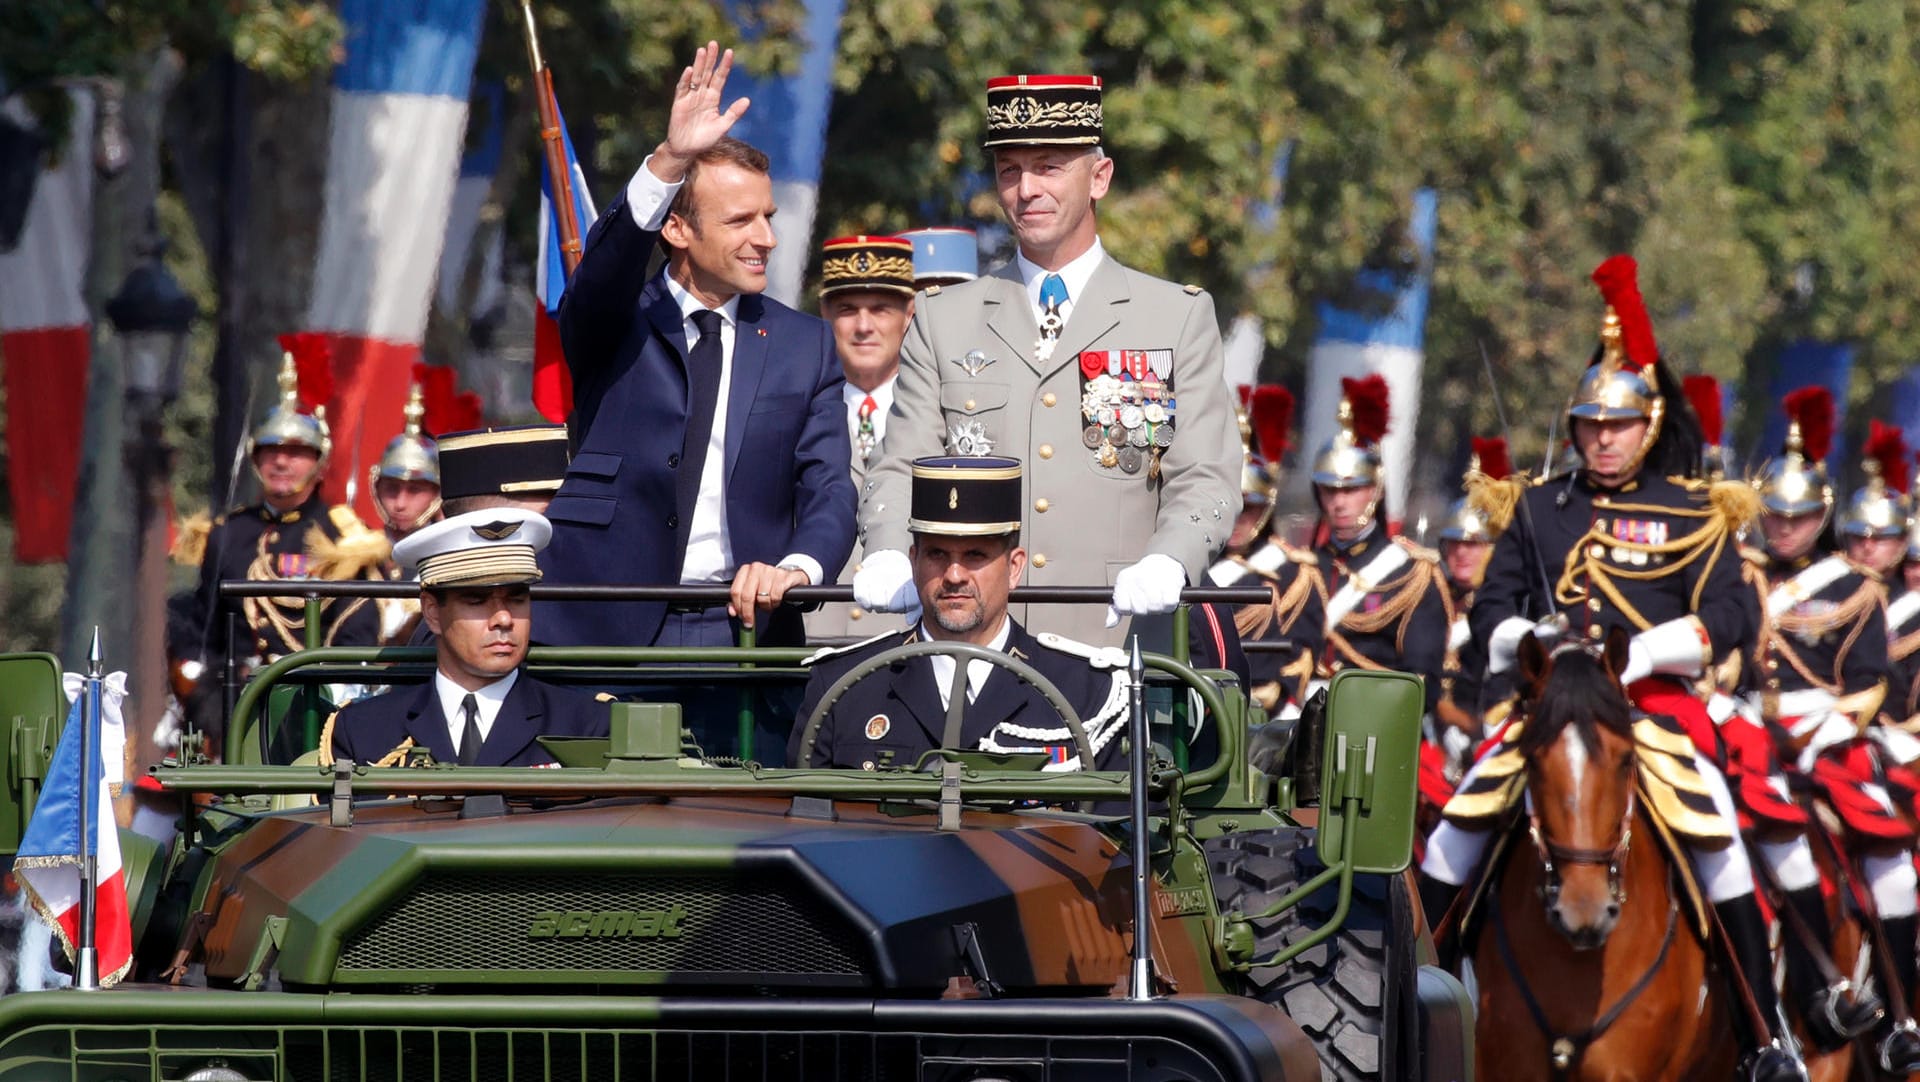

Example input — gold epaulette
[171,511,215,566]
[1283,543,1317,564]
[306,526,391,581]
[1739,546,1768,569]
[1466,471,1532,533]
[1672,473,1710,493]
[1395,536,1440,564]
[1707,478,1761,534]
[328,504,371,537]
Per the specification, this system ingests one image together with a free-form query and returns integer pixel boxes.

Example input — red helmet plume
[1470,435,1512,480]
[1250,385,1294,463]
[1590,255,1658,371]
[1682,375,1723,447]
[1866,419,1910,495]
[1782,385,1834,462]
[1340,374,1390,446]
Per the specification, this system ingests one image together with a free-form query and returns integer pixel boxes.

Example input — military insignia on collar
[947,421,993,456]
[951,350,996,377]
[865,714,891,740]
[472,520,523,541]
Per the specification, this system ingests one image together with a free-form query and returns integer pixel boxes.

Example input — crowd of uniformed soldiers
[157,54,1920,1080]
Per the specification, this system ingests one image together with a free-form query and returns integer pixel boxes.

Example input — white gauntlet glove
[1106,553,1188,628]
[851,549,918,614]
[1485,616,1565,674]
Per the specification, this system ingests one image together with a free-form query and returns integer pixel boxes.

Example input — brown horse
[1474,628,1736,1080]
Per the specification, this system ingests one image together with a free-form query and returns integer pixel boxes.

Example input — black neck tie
[457,692,481,766]
[675,309,725,566]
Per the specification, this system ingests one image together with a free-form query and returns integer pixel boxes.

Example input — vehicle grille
[24,1024,1234,1081]
[333,872,868,985]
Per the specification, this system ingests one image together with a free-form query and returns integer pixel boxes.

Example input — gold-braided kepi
[818,235,916,298]
[394,508,551,589]
[984,75,1103,148]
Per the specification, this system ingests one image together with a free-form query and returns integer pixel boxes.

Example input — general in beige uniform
[858,74,1239,645]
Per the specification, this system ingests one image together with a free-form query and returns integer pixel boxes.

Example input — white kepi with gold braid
[393,508,552,589]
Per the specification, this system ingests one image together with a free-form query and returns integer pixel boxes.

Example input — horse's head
[1515,625,1638,950]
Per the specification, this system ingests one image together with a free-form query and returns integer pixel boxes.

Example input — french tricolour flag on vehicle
[533,100,595,423]
[14,674,132,987]
[307,0,487,523]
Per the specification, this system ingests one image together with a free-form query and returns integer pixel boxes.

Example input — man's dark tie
[457,692,481,766]
[675,309,725,564]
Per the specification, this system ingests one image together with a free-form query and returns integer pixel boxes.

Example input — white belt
[1764,688,1837,718]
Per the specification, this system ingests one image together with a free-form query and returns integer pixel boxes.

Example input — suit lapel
[981,268,1040,377]
[641,275,688,364]
[480,673,543,766]
[1041,257,1129,382]
[724,294,771,483]
[402,683,455,763]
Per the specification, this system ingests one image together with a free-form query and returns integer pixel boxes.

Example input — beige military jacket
[805,423,904,643]
[861,254,1240,644]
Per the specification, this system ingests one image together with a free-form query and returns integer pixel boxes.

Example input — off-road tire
[1206,827,1418,1081]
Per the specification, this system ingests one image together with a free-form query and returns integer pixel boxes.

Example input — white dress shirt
[923,617,1014,710]
[435,668,518,757]
[843,374,896,450]
[623,157,822,587]
[1014,238,1106,330]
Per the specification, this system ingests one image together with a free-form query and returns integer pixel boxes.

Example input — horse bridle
[1525,783,1637,910]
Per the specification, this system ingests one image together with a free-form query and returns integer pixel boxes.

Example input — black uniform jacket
[1315,525,1449,713]
[1210,542,1326,715]
[790,621,1127,771]
[1889,585,1920,723]
[1471,471,1757,662]
[1739,550,1888,711]
[329,670,610,767]
[173,491,380,665]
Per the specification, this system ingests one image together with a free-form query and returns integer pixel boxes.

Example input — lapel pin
[757,328,767,337]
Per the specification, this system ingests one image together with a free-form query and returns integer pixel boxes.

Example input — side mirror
[1315,669,1422,875]
[0,652,66,859]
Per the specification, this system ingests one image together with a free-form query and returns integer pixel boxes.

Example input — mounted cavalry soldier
[1308,374,1448,716]
[1740,391,1920,1072]
[794,457,1129,770]
[1420,255,1811,1080]
[855,72,1241,646]
[1839,423,1920,734]
[169,344,380,691]
[1433,435,1515,760]
[1208,384,1325,719]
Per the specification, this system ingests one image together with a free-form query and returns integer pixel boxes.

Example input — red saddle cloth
[1629,677,1807,832]
[1805,739,1916,843]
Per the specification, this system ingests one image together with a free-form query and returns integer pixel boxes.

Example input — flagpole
[521,0,584,277]
[76,627,102,990]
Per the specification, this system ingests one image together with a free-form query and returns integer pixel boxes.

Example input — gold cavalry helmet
[1239,384,1295,536]
[1753,385,1835,520]
[1311,373,1389,490]
[1439,436,1512,544]
[248,338,332,475]
[1568,255,1665,475]
[1839,419,1911,540]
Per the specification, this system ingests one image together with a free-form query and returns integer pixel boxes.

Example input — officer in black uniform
[1433,436,1516,751]
[791,457,1130,771]
[169,351,380,690]
[1308,375,1448,715]
[1207,384,1324,719]
[1437,255,1806,1080]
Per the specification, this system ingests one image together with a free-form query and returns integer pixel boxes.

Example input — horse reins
[1489,868,1681,1077]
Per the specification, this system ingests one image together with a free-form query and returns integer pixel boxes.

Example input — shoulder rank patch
[800,629,899,667]
[1035,631,1129,670]
[1182,283,1204,295]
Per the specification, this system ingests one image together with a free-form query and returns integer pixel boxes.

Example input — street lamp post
[104,227,196,777]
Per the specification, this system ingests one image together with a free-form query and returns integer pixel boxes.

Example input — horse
[1473,627,1736,1080]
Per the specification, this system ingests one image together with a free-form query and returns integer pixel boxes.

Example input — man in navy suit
[539,42,856,651]
[326,509,608,767]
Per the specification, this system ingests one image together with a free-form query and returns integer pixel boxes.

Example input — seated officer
[792,457,1129,770]
[325,508,608,767]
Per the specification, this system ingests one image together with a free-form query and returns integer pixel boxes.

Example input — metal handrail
[217,582,1273,603]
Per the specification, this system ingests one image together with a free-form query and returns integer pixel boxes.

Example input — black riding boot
[1718,895,1809,1082]
[1873,913,1920,1074]
[1780,885,1881,1048]
[1418,877,1463,971]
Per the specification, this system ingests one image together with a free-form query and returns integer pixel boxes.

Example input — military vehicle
[0,586,1471,1081]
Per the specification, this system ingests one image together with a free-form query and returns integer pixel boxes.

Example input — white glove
[1106,553,1189,628]
[1485,616,1564,674]
[1617,640,1652,686]
[851,549,918,613]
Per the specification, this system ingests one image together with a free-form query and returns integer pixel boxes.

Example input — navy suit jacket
[329,672,609,767]
[538,191,857,647]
